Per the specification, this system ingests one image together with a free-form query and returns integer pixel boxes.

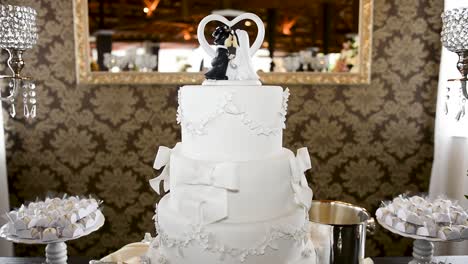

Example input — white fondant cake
[148,195,311,264]
[178,85,287,161]
[147,12,316,264]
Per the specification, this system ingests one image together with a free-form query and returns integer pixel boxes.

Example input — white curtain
[429,0,468,255]
[0,101,12,256]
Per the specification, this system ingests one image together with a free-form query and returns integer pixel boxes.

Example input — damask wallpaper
[1,0,442,258]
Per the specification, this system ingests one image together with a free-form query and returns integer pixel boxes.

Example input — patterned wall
[2,0,442,258]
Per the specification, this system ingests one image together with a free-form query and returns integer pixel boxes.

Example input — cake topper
[197,13,265,83]
[204,25,232,80]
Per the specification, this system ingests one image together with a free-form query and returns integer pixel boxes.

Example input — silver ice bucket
[309,200,375,264]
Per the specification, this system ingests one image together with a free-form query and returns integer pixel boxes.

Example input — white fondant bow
[289,148,313,210]
[175,162,239,224]
[179,162,239,190]
[175,186,229,225]
[149,145,240,224]
[149,146,172,194]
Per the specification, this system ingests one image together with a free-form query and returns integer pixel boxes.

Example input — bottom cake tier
[147,195,316,264]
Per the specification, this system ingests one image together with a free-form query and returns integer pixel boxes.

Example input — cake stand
[0,210,105,264]
[377,217,465,264]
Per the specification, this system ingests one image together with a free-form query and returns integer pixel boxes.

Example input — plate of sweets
[376,194,468,242]
[1,194,105,244]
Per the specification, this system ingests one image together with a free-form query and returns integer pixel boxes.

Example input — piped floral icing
[154,215,309,263]
[176,88,290,136]
[280,88,290,129]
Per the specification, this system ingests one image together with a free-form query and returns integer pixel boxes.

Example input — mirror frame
[74,0,373,85]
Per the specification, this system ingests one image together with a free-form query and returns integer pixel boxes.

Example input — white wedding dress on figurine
[226,30,260,81]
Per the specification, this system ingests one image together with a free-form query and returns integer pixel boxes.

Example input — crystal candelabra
[0,4,38,119]
[441,8,468,121]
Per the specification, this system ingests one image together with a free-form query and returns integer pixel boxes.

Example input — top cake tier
[177,85,288,161]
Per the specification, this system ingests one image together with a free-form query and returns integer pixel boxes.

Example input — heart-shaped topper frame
[197,13,265,58]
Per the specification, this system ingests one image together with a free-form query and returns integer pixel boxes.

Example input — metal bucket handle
[366,217,376,235]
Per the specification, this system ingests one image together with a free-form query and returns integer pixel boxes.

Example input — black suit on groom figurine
[205,26,231,80]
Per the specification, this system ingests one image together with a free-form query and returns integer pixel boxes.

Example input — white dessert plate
[376,217,464,242]
[0,210,105,244]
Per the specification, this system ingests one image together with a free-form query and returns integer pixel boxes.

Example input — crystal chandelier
[441,8,468,120]
[0,4,38,119]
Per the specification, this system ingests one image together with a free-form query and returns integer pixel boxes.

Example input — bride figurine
[226,29,259,81]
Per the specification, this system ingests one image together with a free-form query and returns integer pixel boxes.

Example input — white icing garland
[280,88,289,129]
[154,215,309,263]
[176,88,290,136]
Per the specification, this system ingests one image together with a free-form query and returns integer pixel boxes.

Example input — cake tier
[177,85,288,161]
[160,143,308,223]
[147,195,316,264]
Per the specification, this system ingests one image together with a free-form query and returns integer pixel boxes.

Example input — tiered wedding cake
[147,13,316,264]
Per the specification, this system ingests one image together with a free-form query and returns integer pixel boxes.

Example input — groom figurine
[205,25,231,80]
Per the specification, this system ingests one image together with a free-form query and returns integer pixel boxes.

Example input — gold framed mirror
[74,0,372,85]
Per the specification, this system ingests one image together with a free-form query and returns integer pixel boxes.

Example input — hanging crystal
[445,86,450,115]
[23,104,30,118]
[30,104,36,118]
[6,78,17,118]
[446,79,468,121]
[9,98,15,118]
[18,79,37,119]
[29,81,36,118]
[463,98,467,116]
[22,81,29,119]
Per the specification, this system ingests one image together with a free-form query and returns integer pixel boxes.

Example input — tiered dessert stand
[377,217,466,264]
[0,211,105,264]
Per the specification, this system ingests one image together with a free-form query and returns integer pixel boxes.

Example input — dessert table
[0,256,467,264]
